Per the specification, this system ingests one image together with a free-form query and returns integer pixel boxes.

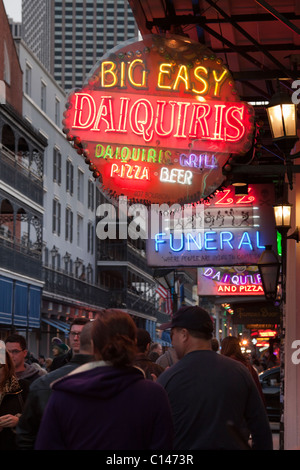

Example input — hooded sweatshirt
[16,363,47,384]
[35,361,173,450]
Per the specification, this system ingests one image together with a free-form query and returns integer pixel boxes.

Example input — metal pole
[278,178,290,450]
[279,227,288,450]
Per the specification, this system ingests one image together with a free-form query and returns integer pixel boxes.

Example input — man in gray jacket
[5,334,47,385]
[16,321,94,449]
[157,306,273,450]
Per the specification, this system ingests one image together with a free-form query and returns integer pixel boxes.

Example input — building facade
[0,0,47,345]
[95,190,176,341]
[15,38,113,355]
[4,1,174,354]
[22,0,139,91]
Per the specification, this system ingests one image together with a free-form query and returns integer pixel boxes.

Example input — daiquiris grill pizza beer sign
[63,35,254,205]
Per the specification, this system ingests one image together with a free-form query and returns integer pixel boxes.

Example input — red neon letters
[71,91,248,153]
[63,36,255,204]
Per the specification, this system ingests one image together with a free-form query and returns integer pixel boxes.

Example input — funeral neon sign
[146,184,277,267]
[63,35,254,205]
[154,230,265,252]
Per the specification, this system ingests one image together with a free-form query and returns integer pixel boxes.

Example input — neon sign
[146,184,277,267]
[71,92,249,150]
[110,163,150,181]
[63,35,255,205]
[160,167,193,185]
[197,266,264,296]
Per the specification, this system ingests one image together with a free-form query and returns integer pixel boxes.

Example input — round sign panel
[63,35,254,205]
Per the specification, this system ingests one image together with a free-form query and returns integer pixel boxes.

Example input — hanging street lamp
[266,89,297,146]
[257,245,280,301]
[273,200,292,233]
[266,87,298,190]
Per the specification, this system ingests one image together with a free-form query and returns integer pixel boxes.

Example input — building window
[25,63,32,96]
[77,169,84,203]
[88,180,94,210]
[53,148,62,184]
[65,207,73,242]
[41,80,47,112]
[77,214,83,247]
[44,247,49,266]
[3,42,10,85]
[66,160,74,194]
[52,199,61,235]
[87,221,94,254]
[55,97,61,126]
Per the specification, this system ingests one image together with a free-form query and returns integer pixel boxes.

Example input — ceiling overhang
[128,0,300,189]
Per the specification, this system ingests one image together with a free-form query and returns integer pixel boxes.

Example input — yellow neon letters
[101,59,148,89]
[157,63,228,97]
[101,61,118,88]
[100,59,229,97]
[111,163,150,180]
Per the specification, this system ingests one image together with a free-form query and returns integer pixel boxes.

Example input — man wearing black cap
[157,306,273,450]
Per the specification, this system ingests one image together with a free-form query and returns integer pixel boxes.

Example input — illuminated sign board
[197,266,264,296]
[251,330,278,338]
[63,35,254,205]
[231,301,280,325]
[146,184,277,267]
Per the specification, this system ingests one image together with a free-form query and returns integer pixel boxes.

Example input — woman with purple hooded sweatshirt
[35,309,173,450]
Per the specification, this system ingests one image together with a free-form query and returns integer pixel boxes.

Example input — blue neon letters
[155,230,265,252]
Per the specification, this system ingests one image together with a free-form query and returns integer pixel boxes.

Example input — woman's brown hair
[0,351,15,389]
[221,336,247,364]
[92,309,137,367]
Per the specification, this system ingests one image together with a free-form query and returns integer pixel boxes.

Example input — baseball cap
[160,306,214,337]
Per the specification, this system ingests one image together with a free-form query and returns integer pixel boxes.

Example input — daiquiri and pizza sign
[63,35,255,205]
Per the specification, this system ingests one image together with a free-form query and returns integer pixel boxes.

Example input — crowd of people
[0,307,274,450]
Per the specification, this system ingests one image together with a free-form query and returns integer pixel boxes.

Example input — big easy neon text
[63,35,255,205]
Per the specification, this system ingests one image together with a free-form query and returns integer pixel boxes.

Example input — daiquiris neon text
[154,230,265,252]
[63,36,255,204]
[203,267,262,285]
[95,144,217,169]
[202,267,264,294]
[72,92,247,151]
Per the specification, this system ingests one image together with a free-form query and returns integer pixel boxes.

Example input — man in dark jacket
[5,334,47,385]
[157,306,273,450]
[16,321,94,449]
[49,317,90,371]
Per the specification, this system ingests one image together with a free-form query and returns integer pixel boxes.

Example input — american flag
[156,284,173,316]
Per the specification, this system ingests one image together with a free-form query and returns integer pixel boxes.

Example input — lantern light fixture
[257,245,280,300]
[266,89,297,143]
[273,200,292,232]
